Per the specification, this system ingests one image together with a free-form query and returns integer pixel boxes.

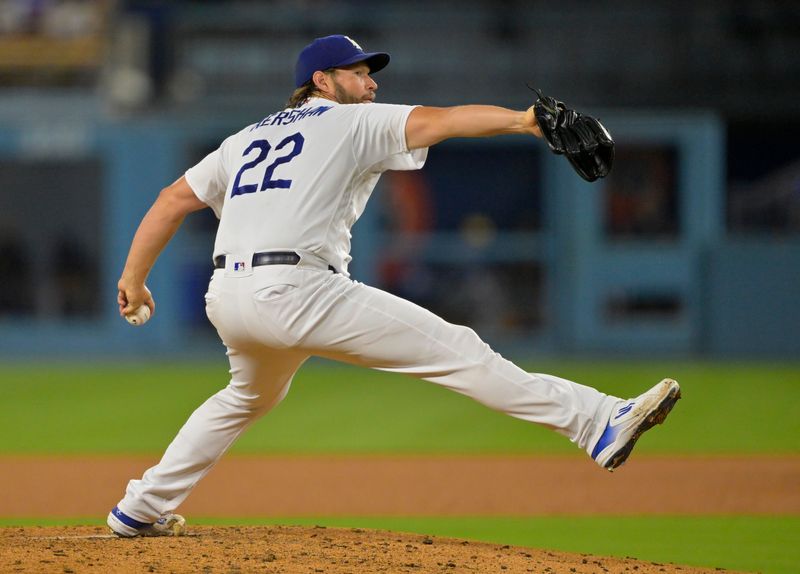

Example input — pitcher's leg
[115,346,307,522]
[310,278,618,451]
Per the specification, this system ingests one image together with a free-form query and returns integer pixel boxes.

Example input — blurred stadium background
[2,4,800,572]
[0,0,799,359]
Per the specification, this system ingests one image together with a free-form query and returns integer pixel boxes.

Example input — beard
[333,78,373,104]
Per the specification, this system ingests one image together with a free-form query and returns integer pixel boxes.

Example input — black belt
[214,251,337,273]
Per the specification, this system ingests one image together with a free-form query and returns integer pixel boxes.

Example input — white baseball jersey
[185,97,427,275]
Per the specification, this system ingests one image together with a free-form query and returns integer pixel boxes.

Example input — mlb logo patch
[224,255,252,277]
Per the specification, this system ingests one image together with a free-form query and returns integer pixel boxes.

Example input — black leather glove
[533,90,614,182]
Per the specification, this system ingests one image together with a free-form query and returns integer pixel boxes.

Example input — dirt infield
[0,525,746,574]
[1,455,797,516]
[2,455,797,573]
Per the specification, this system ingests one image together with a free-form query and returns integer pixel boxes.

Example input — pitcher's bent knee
[211,383,288,417]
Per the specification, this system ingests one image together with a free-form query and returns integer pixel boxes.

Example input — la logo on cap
[344,36,362,50]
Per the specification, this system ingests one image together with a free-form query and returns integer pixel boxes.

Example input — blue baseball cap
[294,35,390,88]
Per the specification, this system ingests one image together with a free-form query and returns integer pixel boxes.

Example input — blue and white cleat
[107,506,187,537]
[591,378,681,471]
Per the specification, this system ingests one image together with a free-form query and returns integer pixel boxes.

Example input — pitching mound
[1,525,739,574]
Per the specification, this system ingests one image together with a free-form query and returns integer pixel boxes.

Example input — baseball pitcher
[108,35,679,537]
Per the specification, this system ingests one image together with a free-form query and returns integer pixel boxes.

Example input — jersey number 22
[231,133,305,197]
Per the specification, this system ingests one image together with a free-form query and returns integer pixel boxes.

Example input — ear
[312,70,333,94]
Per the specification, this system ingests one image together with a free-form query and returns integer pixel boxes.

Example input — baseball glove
[532,89,614,182]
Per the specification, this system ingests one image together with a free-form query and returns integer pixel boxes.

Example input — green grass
[3,515,795,574]
[1,359,797,574]
[0,359,798,454]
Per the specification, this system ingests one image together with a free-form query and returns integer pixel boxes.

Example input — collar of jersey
[305,96,340,106]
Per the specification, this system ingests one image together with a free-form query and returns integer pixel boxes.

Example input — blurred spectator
[604,145,678,239]
[0,0,47,35]
[52,231,98,317]
[0,0,103,38]
[41,0,102,39]
[0,230,34,316]
[0,0,108,87]
[378,170,435,304]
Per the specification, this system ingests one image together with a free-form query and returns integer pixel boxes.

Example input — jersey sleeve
[184,139,232,219]
[352,103,428,173]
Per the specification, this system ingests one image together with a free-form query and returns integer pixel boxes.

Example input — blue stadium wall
[0,100,797,359]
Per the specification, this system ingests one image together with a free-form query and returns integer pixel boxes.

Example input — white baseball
[125,305,151,326]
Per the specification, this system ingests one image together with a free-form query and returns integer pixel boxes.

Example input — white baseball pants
[117,263,619,522]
